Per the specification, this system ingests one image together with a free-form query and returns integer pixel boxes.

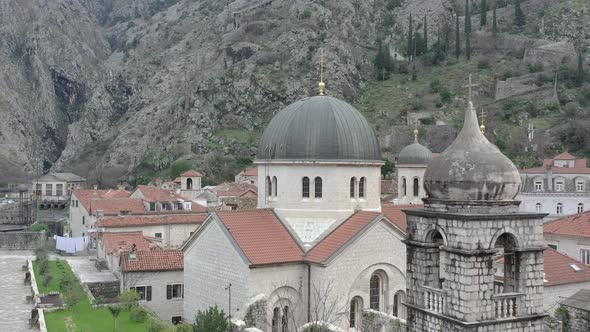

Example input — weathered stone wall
[86,281,119,299]
[0,231,46,249]
[567,307,590,332]
[242,296,268,330]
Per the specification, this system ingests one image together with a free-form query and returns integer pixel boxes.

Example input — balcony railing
[494,280,504,293]
[423,286,445,314]
[493,293,523,319]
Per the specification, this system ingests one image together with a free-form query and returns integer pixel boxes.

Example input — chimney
[546,165,553,191]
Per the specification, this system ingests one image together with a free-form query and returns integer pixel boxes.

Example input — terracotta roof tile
[101,232,153,254]
[544,211,590,238]
[544,249,590,286]
[136,185,186,202]
[381,203,423,233]
[554,152,577,160]
[214,182,258,197]
[381,179,398,195]
[216,209,303,265]
[90,198,146,216]
[102,189,131,198]
[181,170,203,177]
[97,214,207,228]
[72,189,108,211]
[306,211,380,264]
[239,167,258,177]
[121,250,183,272]
[520,166,590,174]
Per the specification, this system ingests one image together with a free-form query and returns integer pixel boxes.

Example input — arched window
[349,297,363,328]
[578,203,584,214]
[401,177,407,197]
[413,178,419,197]
[302,177,310,198]
[557,203,563,215]
[393,290,406,320]
[267,176,272,197]
[535,203,542,212]
[281,306,289,332]
[369,274,381,310]
[359,177,366,198]
[186,178,193,190]
[494,233,519,293]
[272,176,278,197]
[271,307,280,332]
[350,177,356,198]
[314,177,323,198]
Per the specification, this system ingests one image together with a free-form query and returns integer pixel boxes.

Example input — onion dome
[398,130,433,165]
[256,96,381,162]
[423,101,521,201]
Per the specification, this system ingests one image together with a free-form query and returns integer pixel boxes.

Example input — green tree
[108,306,121,332]
[455,15,461,59]
[465,0,471,33]
[492,2,497,35]
[170,160,193,179]
[466,28,471,60]
[193,306,228,332]
[514,0,526,28]
[480,0,488,26]
[544,0,589,83]
[373,41,393,80]
[423,16,428,53]
[118,290,140,309]
[381,158,395,177]
[407,14,413,59]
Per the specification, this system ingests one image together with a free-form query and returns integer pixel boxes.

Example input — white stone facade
[544,233,590,264]
[396,164,427,205]
[517,191,590,221]
[544,282,590,314]
[68,192,93,237]
[255,162,382,213]
[183,218,250,321]
[121,270,184,323]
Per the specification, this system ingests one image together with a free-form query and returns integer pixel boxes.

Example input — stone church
[182,89,413,331]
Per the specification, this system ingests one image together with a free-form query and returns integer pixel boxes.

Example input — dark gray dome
[256,96,381,161]
[398,142,432,165]
[423,101,521,201]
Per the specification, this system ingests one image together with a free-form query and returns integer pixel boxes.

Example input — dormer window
[534,181,543,191]
[576,180,585,192]
[555,180,564,192]
[149,203,156,211]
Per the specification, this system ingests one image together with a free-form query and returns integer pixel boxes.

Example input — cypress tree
[492,2,497,36]
[423,16,428,53]
[480,0,487,26]
[466,28,471,60]
[455,15,461,59]
[408,14,413,59]
[514,0,526,28]
[465,0,471,34]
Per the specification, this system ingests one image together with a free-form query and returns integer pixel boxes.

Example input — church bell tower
[403,92,547,331]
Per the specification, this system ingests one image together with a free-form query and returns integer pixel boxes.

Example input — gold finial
[413,119,419,143]
[319,48,325,95]
[480,108,486,133]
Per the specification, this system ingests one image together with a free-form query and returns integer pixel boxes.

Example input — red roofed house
[119,249,184,324]
[544,211,590,265]
[495,249,590,313]
[235,166,258,186]
[96,214,207,248]
[517,152,590,220]
[97,231,157,272]
[212,182,258,210]
[131,185,206,213]
[69,188,134,237]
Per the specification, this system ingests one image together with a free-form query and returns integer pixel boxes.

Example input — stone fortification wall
[495,72,557,104]
[0,231,46,249]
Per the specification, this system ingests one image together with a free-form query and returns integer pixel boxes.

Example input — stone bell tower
[403,95,547,331]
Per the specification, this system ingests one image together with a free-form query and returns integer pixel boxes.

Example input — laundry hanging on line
[53,235,89,253]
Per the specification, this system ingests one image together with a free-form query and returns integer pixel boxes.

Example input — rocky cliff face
[0,0,449,183]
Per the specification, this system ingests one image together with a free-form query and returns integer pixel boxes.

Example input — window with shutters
[167,284,183,299]
[131,286,151,301]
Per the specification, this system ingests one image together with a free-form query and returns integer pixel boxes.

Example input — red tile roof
[173,177,182,184]
[544,211,590,238]
[102,189,131,198]
[544,249,590,286]
[90,198,146,216]
[306,212,380,263]
[382,203,423,233]
[97,214,207,228]
[72,189,108,211]
[181,170,202,177]
[135,185,186,202]
[239,167,258,177]
[554,152,577,160]
[216,209,304,265]
[101,231,154,254]
[214,182,258,197]
[121,250,183,272]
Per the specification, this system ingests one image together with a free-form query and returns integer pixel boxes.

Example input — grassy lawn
[33,259,150,332]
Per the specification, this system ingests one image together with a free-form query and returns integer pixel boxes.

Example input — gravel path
[0,250,37,331]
